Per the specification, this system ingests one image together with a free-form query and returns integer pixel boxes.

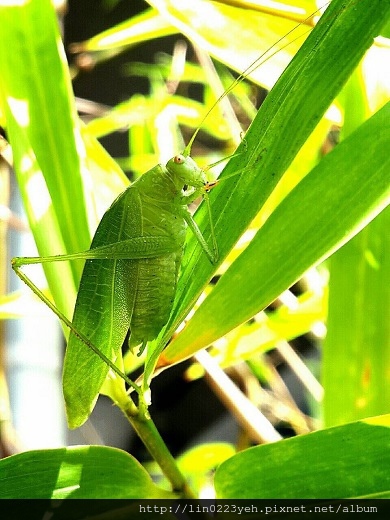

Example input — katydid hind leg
[11,234,179,268]
[11,233,180,387]
[12,261,140,392]
[11,232,180,391]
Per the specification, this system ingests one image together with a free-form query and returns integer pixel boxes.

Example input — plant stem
[127,409,195,498]
[107,375,195,498]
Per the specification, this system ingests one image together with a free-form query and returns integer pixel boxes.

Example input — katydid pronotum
[9,0,374,425]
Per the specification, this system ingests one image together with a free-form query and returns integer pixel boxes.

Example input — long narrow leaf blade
[0,0,90,317]
[215,415,390,498]
[0,445,174,499]
[323,206,390,426]
[164,103,390,362]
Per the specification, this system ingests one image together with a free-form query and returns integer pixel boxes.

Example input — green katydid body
[62,153,217,414]
[11,144,219,424]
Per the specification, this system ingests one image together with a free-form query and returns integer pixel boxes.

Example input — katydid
[10,2,336,421]
[11,151,219,390]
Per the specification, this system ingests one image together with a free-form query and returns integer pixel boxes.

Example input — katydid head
[166,153,208,190]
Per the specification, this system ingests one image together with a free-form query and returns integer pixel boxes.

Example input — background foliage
[0,0,390,503]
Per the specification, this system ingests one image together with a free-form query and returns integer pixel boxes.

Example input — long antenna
[182,1,330,157]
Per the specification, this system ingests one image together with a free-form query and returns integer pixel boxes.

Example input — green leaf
[323,205,390,426]
[147,0,322,90]
[0,0,131,427]
[177,443,235,495]
[322,63,390,426]
[148,443,236,497]
[0,0,90,319]
[0,445,175,499]
[163,102,390,363]
[71,8,177,53]
[155,0,390,368]
[214,415,390,498]
[208,288,327,370]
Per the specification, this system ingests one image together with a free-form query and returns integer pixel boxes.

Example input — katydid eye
[174,155,185,164]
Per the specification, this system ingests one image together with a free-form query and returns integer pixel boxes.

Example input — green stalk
[127,411,196,498]
[106,375,196,498]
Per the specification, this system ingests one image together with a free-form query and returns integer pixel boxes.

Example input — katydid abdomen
[129,253,180,348]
